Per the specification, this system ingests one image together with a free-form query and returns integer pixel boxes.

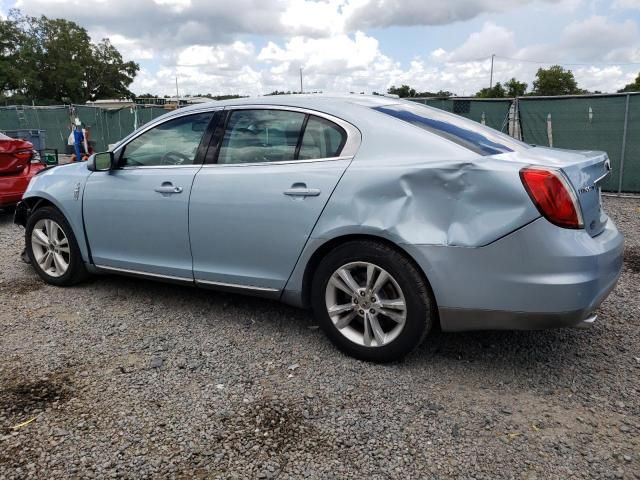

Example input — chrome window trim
[199,155,353,168]
[95,264,193,282]
[120,165,202,170]
[110,104,361,168]
[195,279,279,292]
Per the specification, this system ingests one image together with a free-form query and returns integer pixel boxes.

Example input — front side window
[373,103,529,156]
[120,112,213,167]
[218,110,305,164]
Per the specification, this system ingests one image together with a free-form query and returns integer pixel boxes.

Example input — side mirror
[87,151,115,171]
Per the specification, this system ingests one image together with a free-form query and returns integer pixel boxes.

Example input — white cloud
[15,0,563,45]
[343,0,568,29]
[153,0,191,12]
[562,16,639,60]
[280,0,346,37]
[444,22,517,62]
[572,66,635,92]
[10,0,640,96]
[106,34,155,60]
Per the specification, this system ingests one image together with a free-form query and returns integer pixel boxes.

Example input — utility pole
[175,76,180,105]
[299,68,303,94]
[489,54,495,89]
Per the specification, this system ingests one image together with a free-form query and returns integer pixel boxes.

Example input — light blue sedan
[15,95,623,362]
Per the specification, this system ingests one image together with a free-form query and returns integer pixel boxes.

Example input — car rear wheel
[26,206,88,286]
[311,240,434,362]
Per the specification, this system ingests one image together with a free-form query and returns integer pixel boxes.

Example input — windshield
[373,103,530,156]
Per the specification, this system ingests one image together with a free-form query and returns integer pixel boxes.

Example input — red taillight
[520,167,583,229]
[14,149,33,162]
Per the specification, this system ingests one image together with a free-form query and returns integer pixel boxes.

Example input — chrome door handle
[154,185,183,194]
[284,187,321,197]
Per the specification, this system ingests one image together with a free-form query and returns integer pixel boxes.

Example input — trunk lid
[500,146,611,237]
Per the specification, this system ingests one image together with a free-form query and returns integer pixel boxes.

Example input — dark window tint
[218,110,305,164]
[298,116,346,160]
[120,112,213,167]
[373,103,529,156]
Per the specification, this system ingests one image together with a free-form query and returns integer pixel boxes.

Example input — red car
[0,133,45,208]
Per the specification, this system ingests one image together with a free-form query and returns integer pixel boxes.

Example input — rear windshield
[373,103,529,156]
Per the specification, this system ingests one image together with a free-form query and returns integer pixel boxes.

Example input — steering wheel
[160,151,191,165]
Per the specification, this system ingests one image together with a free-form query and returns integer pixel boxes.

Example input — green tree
[618,73,640,93]
[1,9,139,103]
[505,77,527,97]
[387,85,417,98]
[0,15,27,93]
[84,39,139,101]
[475,82,506,98]
[532,65,582,96]
[387,85,454,98]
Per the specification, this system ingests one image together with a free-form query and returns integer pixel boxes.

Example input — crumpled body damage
[312,155,541,248]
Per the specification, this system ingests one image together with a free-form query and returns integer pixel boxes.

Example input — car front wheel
[25,206,88,286]
[311,240,434,362]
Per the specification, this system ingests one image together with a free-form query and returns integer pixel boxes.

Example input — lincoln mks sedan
[15,95,623,362]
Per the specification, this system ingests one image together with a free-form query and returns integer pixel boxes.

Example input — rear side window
[218,110,305,164]
[373,103,529,156]
[299,116,346,160]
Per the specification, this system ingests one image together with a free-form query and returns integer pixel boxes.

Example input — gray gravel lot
[1,197,639,479]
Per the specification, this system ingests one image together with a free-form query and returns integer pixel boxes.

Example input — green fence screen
[409,98,512,132]
[410,94,639,192]
[621,94,640,193]
[1,97,639,192]
[518,96,628,192]
[0,104,167,154]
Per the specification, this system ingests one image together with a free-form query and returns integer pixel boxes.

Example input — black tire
[25,206,88,286]
[311,240,434,363]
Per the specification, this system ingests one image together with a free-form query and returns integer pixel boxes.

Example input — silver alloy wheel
[31,218,70,278]
[325,261,407,347]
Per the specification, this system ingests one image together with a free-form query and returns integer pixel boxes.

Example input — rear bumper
[0,165,43,207]
[405,217,624,332]
[0,180,26,207]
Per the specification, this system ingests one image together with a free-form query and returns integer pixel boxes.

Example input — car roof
[169,94,400,118]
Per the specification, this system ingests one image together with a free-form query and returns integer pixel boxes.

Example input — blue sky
[3,0,640,96]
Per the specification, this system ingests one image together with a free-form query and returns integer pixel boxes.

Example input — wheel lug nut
[369,308,375,314]
[359,291,365,296]
[358,309,364,315]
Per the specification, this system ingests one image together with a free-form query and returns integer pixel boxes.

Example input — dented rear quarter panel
[310,105,541,247]
[281,106,543,306]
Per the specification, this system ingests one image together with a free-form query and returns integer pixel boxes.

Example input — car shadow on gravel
[0,208,15,225]
[94,275,591,376]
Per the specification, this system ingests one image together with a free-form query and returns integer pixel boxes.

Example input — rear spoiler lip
[594,157,612,185]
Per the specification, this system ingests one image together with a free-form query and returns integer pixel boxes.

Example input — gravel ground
[0,197,639,479]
